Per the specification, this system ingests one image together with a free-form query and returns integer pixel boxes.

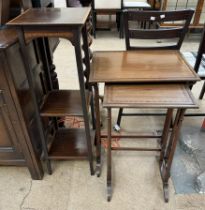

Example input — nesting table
[7,7,95,175]
[89,50,200,201]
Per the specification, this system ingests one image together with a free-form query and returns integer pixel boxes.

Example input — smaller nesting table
[103,83,198,202]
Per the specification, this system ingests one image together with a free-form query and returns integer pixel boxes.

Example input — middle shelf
[40,90,90,117]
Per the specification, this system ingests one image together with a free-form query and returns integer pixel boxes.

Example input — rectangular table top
[7,7,91,27]
[89,50,200,83]
[103,84,198,108]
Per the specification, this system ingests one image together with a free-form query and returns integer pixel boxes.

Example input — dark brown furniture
[0,27,44,180]
[89,10,200,199]
[114,9,194,129]
[89,49,200,176]
[7,7,95,175]
[91,0,123,38]
[103,83,198,202]
[0,0,10,25]
[194,23,205,99]
[0,0,62,179]
[90,51,199,83]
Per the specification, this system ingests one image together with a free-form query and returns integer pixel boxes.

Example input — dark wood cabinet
[0,28,44,179]
[0,0,59,179]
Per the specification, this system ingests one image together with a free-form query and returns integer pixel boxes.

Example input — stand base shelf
[48,128,94,160]
[41,90,90,117]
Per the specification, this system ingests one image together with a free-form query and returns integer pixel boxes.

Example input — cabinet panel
[0,89,24,161]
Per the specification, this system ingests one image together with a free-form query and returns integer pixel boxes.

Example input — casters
[113,124,121,132]
[163,182,169,203]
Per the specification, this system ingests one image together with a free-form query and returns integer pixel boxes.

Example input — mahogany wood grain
[48,128,94,160]
[103,84,198,108]
[40,90,90,117]
[0,28,18,49]
[7,7,91,26]
[90,51,200,83]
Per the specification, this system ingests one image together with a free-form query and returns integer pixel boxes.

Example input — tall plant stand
[7,7,95,175]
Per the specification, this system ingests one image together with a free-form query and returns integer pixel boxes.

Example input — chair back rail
[123,9,194,50]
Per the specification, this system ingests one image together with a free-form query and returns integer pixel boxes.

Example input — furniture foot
[96,164,101,177]
[107,183,112,202]
[163,182,169,203]
[47,160,52,175]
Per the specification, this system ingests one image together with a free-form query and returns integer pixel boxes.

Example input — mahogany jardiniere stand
[7,7,95,175]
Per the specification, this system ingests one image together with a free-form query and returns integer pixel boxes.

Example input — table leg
[159,109,173,164]
[107,107,112,202]
[94,83,101,176]
[160,108,186,202]
[17,29,52,175]
[74,29,94,175]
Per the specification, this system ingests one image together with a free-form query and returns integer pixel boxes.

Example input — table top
[89,50,200,83]
[103,84,198,108]
[7,7,91,27]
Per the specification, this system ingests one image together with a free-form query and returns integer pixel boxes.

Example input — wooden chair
[194,23,205,100]
[114,9,194,131]
[91,0,123,38]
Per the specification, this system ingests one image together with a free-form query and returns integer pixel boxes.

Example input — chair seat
[123,0,151,9]
[103,84,198,108]
[94,0,121,9]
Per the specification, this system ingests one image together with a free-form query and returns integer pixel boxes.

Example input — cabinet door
[0,52,25,165]
[0,90,25,165]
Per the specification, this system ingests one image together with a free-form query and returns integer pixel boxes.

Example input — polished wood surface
[48,128,94,160]
[0,28,17,49]
[103,84,198,108]
[90,51,200,83]
[7,7,91,26]
[0,31,45,179]
[7,4,95,175]
[40,90,90,117]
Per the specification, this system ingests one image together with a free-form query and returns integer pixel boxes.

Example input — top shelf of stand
[7,7,91,27]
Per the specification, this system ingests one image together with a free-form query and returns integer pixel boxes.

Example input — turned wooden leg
[94,83,102,177]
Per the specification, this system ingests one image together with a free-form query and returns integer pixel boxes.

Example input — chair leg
[199,81,205,100]
[107,107,112,201]
[114,108,123,131]
[94,84,102,177]
[119,12,123,39]
[92,11,96,38]
[116,12,120,31]
[90,93,96,130]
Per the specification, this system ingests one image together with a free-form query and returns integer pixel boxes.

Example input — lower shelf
[48,128,95,160]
